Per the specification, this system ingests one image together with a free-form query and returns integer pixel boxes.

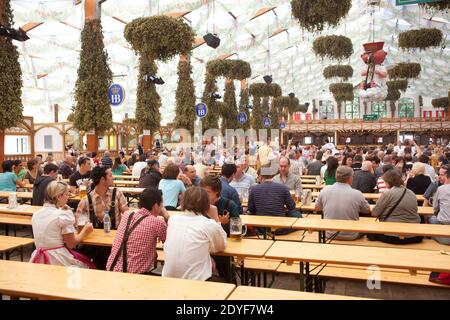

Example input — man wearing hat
[248,157,301,235]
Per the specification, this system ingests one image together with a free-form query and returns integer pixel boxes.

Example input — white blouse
[162,211,227,281]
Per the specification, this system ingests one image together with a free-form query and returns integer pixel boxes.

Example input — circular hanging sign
[279,121,286,129]
[263,117,271,128]
[108,83,125,106]
[195,103,208,118]
[237,112,248,124]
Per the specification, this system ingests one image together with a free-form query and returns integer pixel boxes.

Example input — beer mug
[301,189,312,206]
[79,186,87,198]
[77,214,87,233]
[7,192,18,209]
[230,217,247,241]
[57,174,63,182]
[315,176,321,185]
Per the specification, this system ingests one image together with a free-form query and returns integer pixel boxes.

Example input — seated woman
[158,163,186,211]
[370,169,422,244]
[406,162,432,195]
[323,157,338,186]
[25,158,42,185]
[30,181,95,268]
[162,187,227,281]
[111,157,130,176]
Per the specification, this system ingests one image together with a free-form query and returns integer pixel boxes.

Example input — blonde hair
[44,181,69,205]
[411,162,425,176]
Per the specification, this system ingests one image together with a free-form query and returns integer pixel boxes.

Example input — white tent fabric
[10,0,450,124]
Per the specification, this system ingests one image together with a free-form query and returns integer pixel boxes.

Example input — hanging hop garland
[386,80,408,92]
[386,88,401,101]
[124,15,195,60]
[329,83,354,103]
[291,0,352,32]
[249,83,282,98]
[419,1,450,12]
[273,96,300,113]
[323,65,353,81]
[388,63,421,79]
[206,59,251,80]
[398,28,443,51]
[432,97,449,109]
[313,35,353,61]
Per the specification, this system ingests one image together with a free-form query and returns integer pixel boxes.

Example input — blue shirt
[220,176,243,214]
[0,172,17,191]
[248,181,295,217]
[159,179,186,208]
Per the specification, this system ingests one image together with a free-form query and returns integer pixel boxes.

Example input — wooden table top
[0,191,33,199]
[113,175,140,180]
[0,204,41,216]
[292,218,450,238]
[300,203,434,216]
[227,285,370,300]
[218,239,274,258]
[302,175,320,179]
[81,229,116,247]
[0,236,34,252]
[112,180,140,186]
[264,241,450,273]
[301,184,325,190]
[0,260,236,300]
[312,191,425,202]
[241,215,298,229]
[0,214,32,226]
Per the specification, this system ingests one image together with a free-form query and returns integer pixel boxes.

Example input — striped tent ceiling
[10,0,450,124]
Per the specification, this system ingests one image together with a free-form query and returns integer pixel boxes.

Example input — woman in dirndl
[30,181,96,268]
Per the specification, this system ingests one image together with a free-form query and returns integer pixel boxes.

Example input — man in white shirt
[230,160,256,199]
[162,187,227,281]
[131,155,148,177]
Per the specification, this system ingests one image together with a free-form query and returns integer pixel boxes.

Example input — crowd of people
[0,137,449,283]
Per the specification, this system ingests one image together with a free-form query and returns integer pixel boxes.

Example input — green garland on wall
[291,0,352,32]
[73,19,113,134]
[221,81,239,134]
[174,59,196,135]
[135,54,161,132]
[0,0,23,131]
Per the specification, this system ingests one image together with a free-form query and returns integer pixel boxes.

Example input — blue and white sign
[237,112,248,124]
[108,84,125,106]
[263,117,271,128]
[195,103,208,118]
[279,121,286,129]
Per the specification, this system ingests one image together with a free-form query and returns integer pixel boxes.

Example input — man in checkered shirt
[107,187,169,274]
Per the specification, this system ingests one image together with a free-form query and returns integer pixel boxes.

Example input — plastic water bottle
[103,212,111,234]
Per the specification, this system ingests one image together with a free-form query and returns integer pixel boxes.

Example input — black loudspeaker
[263,75,273,84]
[288,92,295,98]
[203,33,220,49]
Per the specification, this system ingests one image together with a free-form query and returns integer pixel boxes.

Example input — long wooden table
[0,204,41,216]
[292,218,450,242]
[0,260,236,300]
[312,191,425,202]
[264,241,450,291]
[113,175,140,180]
[0,236,34,260]
[228,285,369,300]
[300,202,434,217]
[0,192,32,200]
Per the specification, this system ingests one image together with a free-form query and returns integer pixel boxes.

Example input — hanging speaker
[263,75,273,84]
[203,33,220,49]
